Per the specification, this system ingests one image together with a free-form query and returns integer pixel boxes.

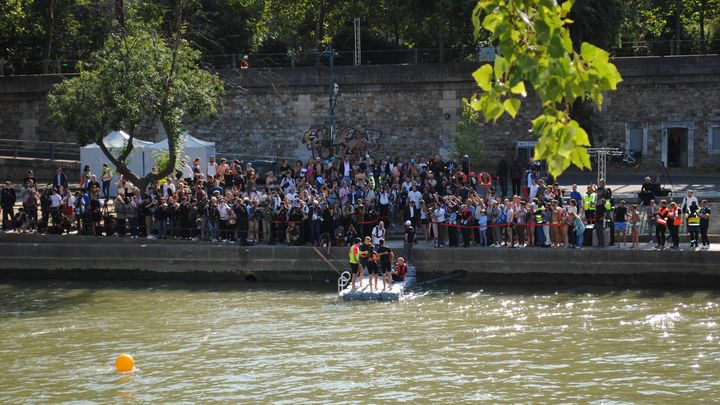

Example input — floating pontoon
[338,266,417,301]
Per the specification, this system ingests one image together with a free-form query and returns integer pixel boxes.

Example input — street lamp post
[324,47,339,149]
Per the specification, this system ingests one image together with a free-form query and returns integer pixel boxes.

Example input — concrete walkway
[554,172,720,200]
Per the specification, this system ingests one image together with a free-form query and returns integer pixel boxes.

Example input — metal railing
[2,41,718,76]
[0,138,80,161]
[610,39,720,57]
[0,47,480,75]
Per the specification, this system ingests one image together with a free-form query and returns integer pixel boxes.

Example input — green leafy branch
[471,0,623,177]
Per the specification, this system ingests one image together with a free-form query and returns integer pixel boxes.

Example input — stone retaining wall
[1,56,719,170]
[1,235,718,287]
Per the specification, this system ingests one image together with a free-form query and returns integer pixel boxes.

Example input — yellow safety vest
[348,244,360,264]
[368,175,376,190]
[605,199,612,210]
[584,193,596,211]
[535,206,544,223]
[688,215,700,225]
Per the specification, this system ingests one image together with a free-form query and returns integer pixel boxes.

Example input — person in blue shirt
[569,184,583,209]
[478,210,488,247]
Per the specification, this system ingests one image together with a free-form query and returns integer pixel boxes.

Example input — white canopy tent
[80,131,153,194]
[142,132,216,177]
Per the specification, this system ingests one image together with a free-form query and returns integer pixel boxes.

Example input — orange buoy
[115,354,135,372]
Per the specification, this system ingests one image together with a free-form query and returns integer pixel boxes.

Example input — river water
[0,280,718,403]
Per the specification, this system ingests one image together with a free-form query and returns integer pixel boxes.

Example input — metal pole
[354,17,361,66]
[327,47,335,146]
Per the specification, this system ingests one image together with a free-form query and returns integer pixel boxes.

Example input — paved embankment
[1,234,718,288]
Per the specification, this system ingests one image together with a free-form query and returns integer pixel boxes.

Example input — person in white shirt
[680,190,698,214]
[160,178,174,198]
[371,221,386,245]
[528,179,540,201]
[206,156,218,179]
[286,186,297,202]
[434,204,447,247]
[181,160,193,182]
[407,185,422,207]
[50,188,63,226]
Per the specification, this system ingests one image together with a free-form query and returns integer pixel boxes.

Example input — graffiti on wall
[302,126,382,160]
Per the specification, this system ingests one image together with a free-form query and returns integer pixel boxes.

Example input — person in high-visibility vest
[583,186,596,223]
[667,201,681,249]
[349,237,362,290]
[687,201,701,248]
[699,199,711,249]
[655,200,669,249]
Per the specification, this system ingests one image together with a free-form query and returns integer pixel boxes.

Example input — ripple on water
[0,282,719,402]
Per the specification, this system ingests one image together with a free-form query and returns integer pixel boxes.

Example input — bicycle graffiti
[302,126,382,160]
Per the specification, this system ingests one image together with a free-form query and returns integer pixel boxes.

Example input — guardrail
[2,41,719,76]
[0,138,80,161]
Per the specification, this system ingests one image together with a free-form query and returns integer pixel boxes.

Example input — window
[628,128,643,153]
[711,126,720,153]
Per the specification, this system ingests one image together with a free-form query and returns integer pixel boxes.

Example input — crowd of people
[0,154,712,253]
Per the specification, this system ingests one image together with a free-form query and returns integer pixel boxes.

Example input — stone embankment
[1,234,718,288]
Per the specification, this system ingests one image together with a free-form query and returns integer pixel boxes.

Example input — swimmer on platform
[376,239,394,290]
[349,237,362,290]
[357,236,375,290]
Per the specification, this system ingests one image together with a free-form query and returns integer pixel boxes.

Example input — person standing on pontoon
[356,236,374,289]
[349,237,362,290]
[376,238,394,290]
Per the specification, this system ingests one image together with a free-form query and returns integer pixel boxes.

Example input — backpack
[497,209,507,224]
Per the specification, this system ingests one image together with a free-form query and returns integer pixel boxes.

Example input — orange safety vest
[671,209,682,226]
[656,207,668,225]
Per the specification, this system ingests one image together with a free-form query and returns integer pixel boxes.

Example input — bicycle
[622,149,641,168]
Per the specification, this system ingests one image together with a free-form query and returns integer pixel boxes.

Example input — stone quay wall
[1,235,719,288]
[1,55,719,170]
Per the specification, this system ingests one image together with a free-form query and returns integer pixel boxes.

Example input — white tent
[80,131,153,192]
[142,132,216,176]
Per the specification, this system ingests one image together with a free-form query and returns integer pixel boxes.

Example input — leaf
[548,154,570,178]
[510,81,527,97]
[580,42,609,64]
[487,97,505,121]
[548,32,567,58]
[482,13,498,32]
[494,56,509,77]
[503,98,521,118]
[472,64,494,92]
[560,0,575,17]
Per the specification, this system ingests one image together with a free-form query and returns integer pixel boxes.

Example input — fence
[0,138,80,161]
[2,41,718,76]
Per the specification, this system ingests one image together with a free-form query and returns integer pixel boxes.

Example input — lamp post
[323,47,339,148]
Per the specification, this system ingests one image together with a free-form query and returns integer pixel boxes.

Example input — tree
[453,98,485,165]
[470,0,623,177]
[48,4,224,190]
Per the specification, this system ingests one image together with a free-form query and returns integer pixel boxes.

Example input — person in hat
[404,220,416,264]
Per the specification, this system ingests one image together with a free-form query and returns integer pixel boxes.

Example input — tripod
[655,161,675,198]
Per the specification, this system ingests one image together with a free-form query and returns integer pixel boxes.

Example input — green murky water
[0,280,718,403]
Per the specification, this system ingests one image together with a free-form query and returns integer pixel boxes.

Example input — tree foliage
[48,14,224,190]
[2,0,720,68]
[453,98,486,165]
[471,0,623,177]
